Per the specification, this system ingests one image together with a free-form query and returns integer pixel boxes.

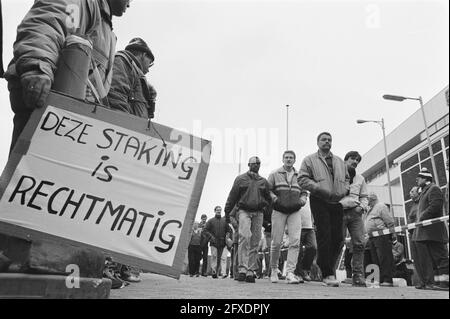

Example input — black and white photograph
[0,0,448,308]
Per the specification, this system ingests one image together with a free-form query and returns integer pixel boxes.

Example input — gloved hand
[299,196,307,207]
[21,73,52,109]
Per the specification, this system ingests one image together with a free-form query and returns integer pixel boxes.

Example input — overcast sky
[1,0,449,221]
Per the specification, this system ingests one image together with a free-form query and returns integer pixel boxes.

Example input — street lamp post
[383,94,440,187]
[357,118,412,259]
[286,104,290,150]
[356,119,395,217]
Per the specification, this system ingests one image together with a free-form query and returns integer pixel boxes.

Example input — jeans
[270,210,302,274]
[238,210,263,275]
[210,246,228,276]
[188,245,202,275]
[368,235,394,283]
[342,209,365,276]
[310,198,344,278]
[295,228,317,275]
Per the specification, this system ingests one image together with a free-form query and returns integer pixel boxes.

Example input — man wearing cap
[108,37,157,119]
[298,132,352,287]
[413,167,449,291]
[224,156,272,283]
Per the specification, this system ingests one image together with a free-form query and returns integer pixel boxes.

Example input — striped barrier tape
[368,215,449,238]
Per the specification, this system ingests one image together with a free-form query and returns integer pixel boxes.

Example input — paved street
[110,273,448,299]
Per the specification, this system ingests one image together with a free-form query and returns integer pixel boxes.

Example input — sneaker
[270,270,278,283]
[212,273,218,279]
[286,272,300,284]
[341,278,353,284]
[237,273,246,282]
[352,274,366,287]
[302,271,312,282]
[323,275,339,287]
[380,282,393,287]
[245,275,255,283]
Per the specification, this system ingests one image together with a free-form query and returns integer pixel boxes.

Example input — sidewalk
[110,273,449,299]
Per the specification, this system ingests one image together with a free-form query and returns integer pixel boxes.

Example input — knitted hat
[125,37,154,61]
[417,167,433,181]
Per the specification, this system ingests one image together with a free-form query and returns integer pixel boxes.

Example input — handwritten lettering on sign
[0,100,210,275]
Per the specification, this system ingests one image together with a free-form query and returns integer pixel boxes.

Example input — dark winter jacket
[203,216,232,248]
[412,183,448,243]
[267,166,308,214]
[224,171,272,217]
[107,50,157,118]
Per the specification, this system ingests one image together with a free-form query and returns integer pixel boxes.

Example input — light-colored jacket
[363,202,395,233]
[298,151,349,203]
[5,0,116,102]
[267,166,308,214]
[341,173,369,212]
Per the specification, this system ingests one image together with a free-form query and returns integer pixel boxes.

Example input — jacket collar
[246,171,261,180]
[276,166,297,175]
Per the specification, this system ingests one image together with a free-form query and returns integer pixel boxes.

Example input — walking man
[203,206,232,278]
[224,156,272,283]
[268,151,308,284]
[340,151,369,287]
[298,132,352,287]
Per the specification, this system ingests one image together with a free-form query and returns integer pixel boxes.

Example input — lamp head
[357,120,367,124]
[383,94,406,102]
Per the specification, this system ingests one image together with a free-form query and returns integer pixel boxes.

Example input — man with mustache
[299,132,353,287]
[339,151,369,287]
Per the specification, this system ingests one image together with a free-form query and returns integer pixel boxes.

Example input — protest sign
[0,92,211,279]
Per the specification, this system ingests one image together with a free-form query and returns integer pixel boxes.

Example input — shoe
[270,270,278,283]
[341,278,353,284]
[296,274,305,283]
[323,275,339,287]
[195,273,200,277]
[212,273,218,279]
[122,273,141,283]
[352,274,366,287]
[245,275,255,283]
[415,284,434,290]
[302,271,312,282]
[380,282,393,287]
[286,272,300,284]
[189,274,194,277]
[237,273,246,282]
[431,282,449,291]
[221,274,228,279]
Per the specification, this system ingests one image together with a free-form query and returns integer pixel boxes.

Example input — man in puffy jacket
[107,37,157,119]
[298,132,353,287]
[4,0,131,153]
[203,206,232,278]
[268,151,308,284]
[224,156,272,283]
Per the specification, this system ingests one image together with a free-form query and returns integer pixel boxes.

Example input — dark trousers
[343,247,353,278]
[231,243,239,277]
[410,240,434,285]
[310,198,344,277]
[368,235,394,283]
[200,244,209,275]
[188,245,202,275]
[295,228,317,275]
[413,240,449,283]
[8,80,32,154]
